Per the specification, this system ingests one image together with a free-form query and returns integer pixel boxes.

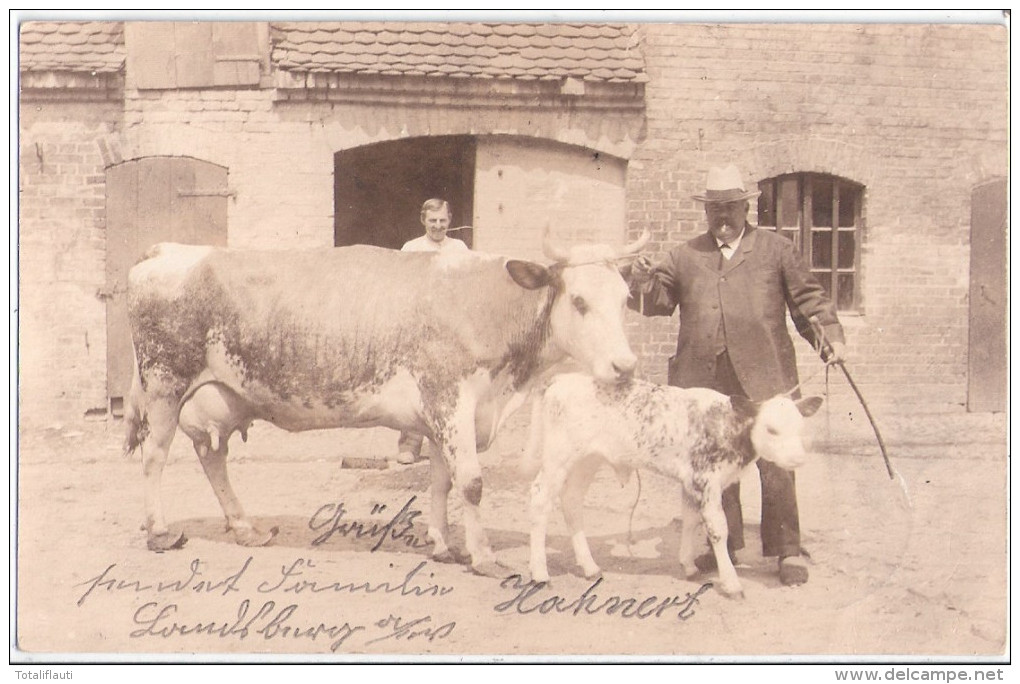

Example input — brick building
[17,20,1008,427]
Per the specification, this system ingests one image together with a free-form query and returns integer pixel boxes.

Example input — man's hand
[824,340,847,365]
[630,255,653,285]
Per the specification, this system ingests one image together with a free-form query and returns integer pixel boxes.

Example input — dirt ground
[13,404,1008,661]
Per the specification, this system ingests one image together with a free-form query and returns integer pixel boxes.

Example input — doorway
[334,136,476,249]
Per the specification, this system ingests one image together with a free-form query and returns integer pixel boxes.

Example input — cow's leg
[426,446,458,564]
[194,439,276,547]
[560,456,601,580]
[445,403,500,576]
[700,486,744,599]
[141,398,187,551]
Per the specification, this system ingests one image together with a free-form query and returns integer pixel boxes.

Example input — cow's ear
[730,395,759,419]
[506,260,551,290]
[796,396,823,418]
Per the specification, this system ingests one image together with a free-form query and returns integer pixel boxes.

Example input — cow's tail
[123,344,146,458]
[519,392,546,480]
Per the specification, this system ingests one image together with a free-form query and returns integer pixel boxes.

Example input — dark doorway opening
[334,136,476,249]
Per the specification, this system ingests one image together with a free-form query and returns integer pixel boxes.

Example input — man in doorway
[394,198,469,465]
[400,198,468,253]
[627,165,847,586]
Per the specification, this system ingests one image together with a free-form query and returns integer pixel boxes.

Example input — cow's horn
[619,229,651,256]
[542,225,571,263]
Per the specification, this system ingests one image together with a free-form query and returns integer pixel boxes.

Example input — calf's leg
[677,488,702,579]
[528,472,556,584]
[701,485,744,598]
[560,456,602,579]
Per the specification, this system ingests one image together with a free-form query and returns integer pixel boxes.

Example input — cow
[124,231,648,575]
[522,373,822,597]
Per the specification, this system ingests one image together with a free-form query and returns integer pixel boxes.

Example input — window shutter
[125,22,177,89]
[211,23,263,86]
[173,22,215,88]
[126,21,264,89]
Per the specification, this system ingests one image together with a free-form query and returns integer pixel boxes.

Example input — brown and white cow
[124,232,647,574]
[523,373,822,597]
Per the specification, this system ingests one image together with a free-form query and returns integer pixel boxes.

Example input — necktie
[719,244,730,269]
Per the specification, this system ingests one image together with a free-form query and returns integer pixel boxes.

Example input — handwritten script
[74,495,456,654]
[75,557,455,652]
[72,498,715,653]
[494,574,713,621]
[308,496,431,550]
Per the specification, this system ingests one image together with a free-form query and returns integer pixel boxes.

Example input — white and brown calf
[523,373,822,598]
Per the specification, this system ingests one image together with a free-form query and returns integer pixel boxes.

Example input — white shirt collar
[715,226,746,256]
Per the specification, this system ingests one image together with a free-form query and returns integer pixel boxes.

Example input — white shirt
[715,227,746,261]
[400,234,469,253]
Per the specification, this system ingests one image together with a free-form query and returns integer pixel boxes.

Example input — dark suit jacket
[629,225,845,400]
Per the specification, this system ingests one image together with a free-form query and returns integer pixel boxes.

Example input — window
[757,173,863,311]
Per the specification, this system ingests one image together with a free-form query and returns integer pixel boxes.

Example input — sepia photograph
[11,10,1010,670]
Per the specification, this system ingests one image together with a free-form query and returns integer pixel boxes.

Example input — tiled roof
[271,22,646,83]
[19,21,125,72]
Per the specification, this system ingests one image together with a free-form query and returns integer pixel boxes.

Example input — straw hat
[691,165,761,203]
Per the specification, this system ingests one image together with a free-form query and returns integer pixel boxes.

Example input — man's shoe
[395,451,417,465]
[693,548,738,574]
[779,555,809,586]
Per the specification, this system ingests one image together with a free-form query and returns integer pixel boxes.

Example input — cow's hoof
[581,567,603,581]
[679,564,699,580]
[718,585,745,600]
[235,526,278,547]
[433,548,471,565]
[147,529,187,552]
[432,549,459,565]
[470,560,506,578]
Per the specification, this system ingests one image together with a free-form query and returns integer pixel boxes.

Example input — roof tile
[19,21,124,73]
[272,21,645,83]
[20,20,647,85]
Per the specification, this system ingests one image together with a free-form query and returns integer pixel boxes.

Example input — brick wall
[118,87,642,252]
[18,100,122,426]
[17,22,1007,425]
[19,78,642,424]
[625,23,1008,413]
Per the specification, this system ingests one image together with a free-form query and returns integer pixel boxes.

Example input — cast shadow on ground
[174,510,783,588]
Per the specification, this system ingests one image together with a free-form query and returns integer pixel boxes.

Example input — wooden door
[967,177,1007,412]
[105,156,229,410]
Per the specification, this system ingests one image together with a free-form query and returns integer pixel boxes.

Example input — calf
[523,373,822,598]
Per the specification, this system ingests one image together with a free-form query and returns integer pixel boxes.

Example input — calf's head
[732,395,823,470]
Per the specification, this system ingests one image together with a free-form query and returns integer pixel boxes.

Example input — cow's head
[505,229,648,384]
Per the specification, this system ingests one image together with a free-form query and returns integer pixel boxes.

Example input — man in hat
[628,165,846,586]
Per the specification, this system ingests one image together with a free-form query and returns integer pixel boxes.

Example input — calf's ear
[506,260,551,290]
[730,395,759,419]
[796,396,824,417]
